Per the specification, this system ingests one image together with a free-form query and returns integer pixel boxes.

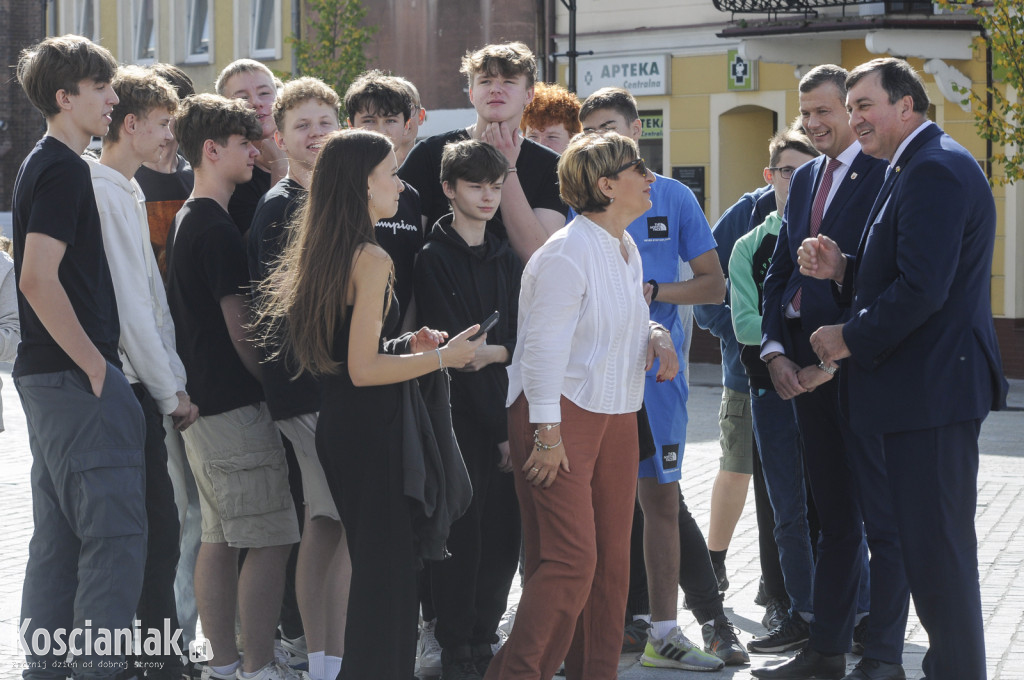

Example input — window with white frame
[184,0,213,63]
[128,0,157,64]
[59,0,99,41]
[78,0,97,40]
[250,0,281,60]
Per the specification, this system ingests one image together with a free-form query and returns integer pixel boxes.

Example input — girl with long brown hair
[260,128,483,679]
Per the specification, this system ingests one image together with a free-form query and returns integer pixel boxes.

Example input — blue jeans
[750,387,814,616]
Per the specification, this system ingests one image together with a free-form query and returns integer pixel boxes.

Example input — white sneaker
[197,663,239,680]
[415,619,442,675]
[498,604,517,636]
[278,625,308,662]
[237,660,309,680]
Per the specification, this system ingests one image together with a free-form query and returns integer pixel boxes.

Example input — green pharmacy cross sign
[727,50,758,91]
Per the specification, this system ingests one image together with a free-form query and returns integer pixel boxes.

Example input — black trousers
[432,412,521,650]
[130,384,184,677]
[623,486,725,625]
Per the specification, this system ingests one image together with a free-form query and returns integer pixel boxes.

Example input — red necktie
[792,157,842,312]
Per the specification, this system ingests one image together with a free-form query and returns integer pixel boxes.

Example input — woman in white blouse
[486,132,677,680]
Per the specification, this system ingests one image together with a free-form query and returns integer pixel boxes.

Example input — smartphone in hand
[468,311,500,341]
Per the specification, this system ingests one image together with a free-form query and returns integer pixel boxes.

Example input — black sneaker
[747,613,810,654]
[440,645,482,680]
[712,560,729,592]
[754,575,768,607]
[851,614,869,656]
[761,597,790,631]
[470,642,494,677]
[622,618,652,653]
[701,614,750,666]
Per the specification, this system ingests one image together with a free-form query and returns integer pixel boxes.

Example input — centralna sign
[576,54,669,98]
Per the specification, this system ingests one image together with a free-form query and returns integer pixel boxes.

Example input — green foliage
[286,0,377,100]
[938,0,1024,185]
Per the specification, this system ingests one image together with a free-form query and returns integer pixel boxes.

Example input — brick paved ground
[1,363,1022,678]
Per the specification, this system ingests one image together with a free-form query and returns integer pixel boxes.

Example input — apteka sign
[577,54,669,98]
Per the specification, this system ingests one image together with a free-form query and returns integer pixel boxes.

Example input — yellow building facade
[48,0,295,94]
[555,0,1023,375]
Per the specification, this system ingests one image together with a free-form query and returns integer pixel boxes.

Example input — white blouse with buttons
[507,214,650,423]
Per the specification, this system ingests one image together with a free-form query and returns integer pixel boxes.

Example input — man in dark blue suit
[754,64,910,680]
[800,57,1009,680]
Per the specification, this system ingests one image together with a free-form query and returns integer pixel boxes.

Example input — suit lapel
[819,153,871,236]
[857,124,943,258]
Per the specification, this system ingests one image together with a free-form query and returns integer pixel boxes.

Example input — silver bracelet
[817,361,838,375]
[435,347,444,371]
[533,430,562,451]
[537,423,560,433]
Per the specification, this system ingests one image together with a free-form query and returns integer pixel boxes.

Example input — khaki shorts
[182,402,300,548]
[719,386,754,474]
[275,412,340,521]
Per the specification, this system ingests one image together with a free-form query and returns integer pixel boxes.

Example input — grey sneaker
[641,626,725,671]
[701,615,750,666]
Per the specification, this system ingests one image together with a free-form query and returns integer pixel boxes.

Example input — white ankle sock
[651,620,676,640]
[323,655,343,680]
[634,614,652,624]
[308,651,326,680]
[210,660,240,677]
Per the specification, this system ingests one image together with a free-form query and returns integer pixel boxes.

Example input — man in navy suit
[800,57,1008,680]
[755,65,910,680]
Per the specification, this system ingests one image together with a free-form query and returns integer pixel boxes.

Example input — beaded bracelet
[533,430,562,451]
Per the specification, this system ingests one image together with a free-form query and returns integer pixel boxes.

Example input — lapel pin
[850,172,858,180]
[895,166,901,173]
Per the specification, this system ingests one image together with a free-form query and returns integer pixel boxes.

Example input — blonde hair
[272,76,340,130]
[215,58,276,96]
[558,132,638,214]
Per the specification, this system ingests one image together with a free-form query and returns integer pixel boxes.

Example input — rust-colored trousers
[486,395,639,680]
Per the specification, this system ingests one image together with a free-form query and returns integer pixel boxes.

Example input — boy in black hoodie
[413,139,522,679]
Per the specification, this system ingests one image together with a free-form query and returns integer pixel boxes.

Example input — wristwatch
[817,362,838,375]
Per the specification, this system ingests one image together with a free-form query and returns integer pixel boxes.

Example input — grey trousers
[16,363,146,679]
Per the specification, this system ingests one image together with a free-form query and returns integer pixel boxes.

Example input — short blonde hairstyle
[107,65,180,143]
[215,58,276,96]
[273,76,340,130]
[557,132,639,214]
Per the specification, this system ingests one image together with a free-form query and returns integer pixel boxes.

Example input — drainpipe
[292,0,300,76]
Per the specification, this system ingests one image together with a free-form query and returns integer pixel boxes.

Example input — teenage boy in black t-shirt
[399,42,567,263]
[344,70,423,327]
[248,76,349,680]
[12,36,147,678]
[166,93,301,680]
[413,139,522,679]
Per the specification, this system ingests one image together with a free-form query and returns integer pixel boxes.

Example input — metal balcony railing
[712,0,935,16]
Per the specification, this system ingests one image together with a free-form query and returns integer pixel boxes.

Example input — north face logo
[647,217,669,239]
